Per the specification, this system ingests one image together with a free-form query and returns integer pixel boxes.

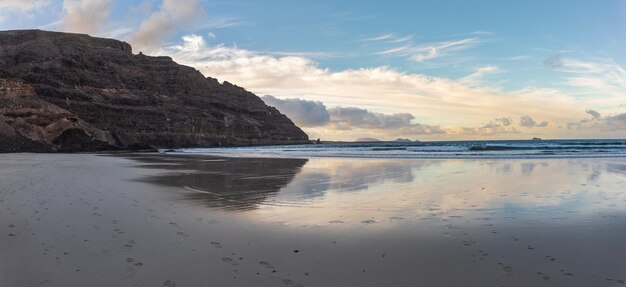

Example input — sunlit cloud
[129,0,204,52]
[495,117,513,126]
[59,0,112,34]
[143,33,615,140]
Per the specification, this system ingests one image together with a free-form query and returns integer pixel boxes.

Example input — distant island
[0,30,308,152]
[355,138,382,142]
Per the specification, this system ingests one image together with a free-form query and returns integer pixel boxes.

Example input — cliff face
[0,30,309,152]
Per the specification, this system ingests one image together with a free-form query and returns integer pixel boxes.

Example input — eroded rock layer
[0,30,309,152]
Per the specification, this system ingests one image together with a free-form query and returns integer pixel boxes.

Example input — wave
[371,147,407,151]
[176,139,626,159]
[468,144,626,151]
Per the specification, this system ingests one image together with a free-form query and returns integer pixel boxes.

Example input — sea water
[176,139,626,159]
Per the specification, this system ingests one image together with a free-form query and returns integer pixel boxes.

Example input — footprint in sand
[259,261,275,269]
[498,262,513,275]
[210,241,222,248]
[537,272,550,280]
[163,280,176,287]
[462,240,475,246]
[125,240,136,247]
[282,279,304,287]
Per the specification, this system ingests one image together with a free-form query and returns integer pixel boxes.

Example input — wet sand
[1,153,625,286]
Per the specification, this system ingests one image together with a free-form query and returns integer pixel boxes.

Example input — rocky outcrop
[0,30,309,152]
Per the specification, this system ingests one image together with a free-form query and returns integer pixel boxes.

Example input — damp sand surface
[1,153,625,286]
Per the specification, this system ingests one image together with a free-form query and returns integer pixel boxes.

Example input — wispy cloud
[375,37,482,62]
[197,16,244,29]
[361,33,395,42]
[545,55,626,102]
[262,51,342,59]
[327,11,376,22]
[361,33,412,44]
[500,55,532,61]
[459,65,500,86]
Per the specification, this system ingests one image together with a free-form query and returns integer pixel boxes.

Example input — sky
[1,0,625,141]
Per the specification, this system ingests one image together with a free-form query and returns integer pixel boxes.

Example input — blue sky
[1,0,625,140]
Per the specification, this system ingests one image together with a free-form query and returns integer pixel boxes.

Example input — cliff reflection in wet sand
[126,154,308,210]
[126,155,626,286]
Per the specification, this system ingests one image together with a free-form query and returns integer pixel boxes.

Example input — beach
[1,153,625,286]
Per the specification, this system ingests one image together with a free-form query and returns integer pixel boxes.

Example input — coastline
[1,153,625,286]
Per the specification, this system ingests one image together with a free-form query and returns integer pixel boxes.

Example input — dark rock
[0,29,309,152]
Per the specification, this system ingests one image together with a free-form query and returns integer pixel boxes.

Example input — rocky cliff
[0,30,309,152]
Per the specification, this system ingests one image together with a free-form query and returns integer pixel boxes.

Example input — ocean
[175,139,626,159]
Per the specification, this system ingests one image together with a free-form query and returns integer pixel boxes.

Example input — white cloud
[60,0,112,34]
[145,34,609,140]
[0,0,48,11]
[129,0,204,52]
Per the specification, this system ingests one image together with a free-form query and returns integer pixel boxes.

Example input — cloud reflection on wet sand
[129,154,626,286]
